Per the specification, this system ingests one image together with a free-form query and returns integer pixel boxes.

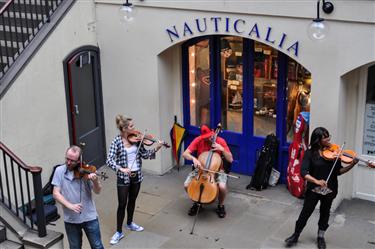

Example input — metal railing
[0,141,46,237]
[0,0,63,79]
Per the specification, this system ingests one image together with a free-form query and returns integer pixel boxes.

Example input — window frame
[355,64,375,164]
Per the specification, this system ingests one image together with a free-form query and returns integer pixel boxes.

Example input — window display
[188,39,210,126]
[253,42,278,137]
[186,37,312,143]
[363,64,375,155]
[286,59,311,142]
[221,37,243,133]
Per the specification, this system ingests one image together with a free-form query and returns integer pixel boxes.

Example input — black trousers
[116,179,141,233]
[295,189,336,234]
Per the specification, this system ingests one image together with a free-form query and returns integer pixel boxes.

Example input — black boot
[285,233,299,247]
[317,237,326,249]
[216,205,226,218]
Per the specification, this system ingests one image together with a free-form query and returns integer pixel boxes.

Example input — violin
[127,130,170,148]
[322,143,375,167]
[74,163,108,181]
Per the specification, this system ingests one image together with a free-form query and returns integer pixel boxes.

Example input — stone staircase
[0,0,61,77]
[0,0,75,97]
[0,225,23,249]
[0,141,64,248]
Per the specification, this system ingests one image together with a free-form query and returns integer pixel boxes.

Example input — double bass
[187,124,223,204]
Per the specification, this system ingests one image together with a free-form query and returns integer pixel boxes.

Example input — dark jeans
[116,179,141,232]
[295,190,336,234]
[64,218,104,249]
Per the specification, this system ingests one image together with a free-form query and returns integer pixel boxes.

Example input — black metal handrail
[0,0,64,79]
[0,141,46,237]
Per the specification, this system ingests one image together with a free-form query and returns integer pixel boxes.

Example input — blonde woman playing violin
[285,127,359,249]
[106,115,163,245]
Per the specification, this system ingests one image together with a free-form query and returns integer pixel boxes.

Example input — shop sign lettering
[363,103,375,155]
[166,17,299,57]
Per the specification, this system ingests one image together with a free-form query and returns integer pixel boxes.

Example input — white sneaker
[126,222,144,232]
[110,231,124,245]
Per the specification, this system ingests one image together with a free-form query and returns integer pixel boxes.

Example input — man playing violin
[183,124,233,218]
[52,145,104,249]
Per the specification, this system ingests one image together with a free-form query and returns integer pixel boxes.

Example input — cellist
[182,124,233,218]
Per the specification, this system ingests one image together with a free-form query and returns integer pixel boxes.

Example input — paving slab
[49,166,375,249]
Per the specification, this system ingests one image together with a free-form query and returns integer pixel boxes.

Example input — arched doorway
[182,36,311,180]
[63,46,106,167]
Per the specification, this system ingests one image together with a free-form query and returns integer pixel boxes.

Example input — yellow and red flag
[170,121,186,166]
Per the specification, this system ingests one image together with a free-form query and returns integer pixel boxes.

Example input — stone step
[0,240,23,249]
[4,2,54,15]
[0,225,6,243]
[2,10,45,21]
[0,39,26,49]
[1,55,15,66]
[0,29,31,43]
[1,43,21,55]
[0,15,41,28]
[0,23,35,34]
[1,0,56,6]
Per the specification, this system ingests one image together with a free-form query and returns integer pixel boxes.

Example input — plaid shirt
[106,135,156,185]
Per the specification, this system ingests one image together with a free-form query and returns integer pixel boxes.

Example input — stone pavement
[51,166,375,249]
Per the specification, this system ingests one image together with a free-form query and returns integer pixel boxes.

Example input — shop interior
[188,36,311,141]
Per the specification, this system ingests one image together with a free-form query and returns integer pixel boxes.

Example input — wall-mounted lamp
[119,0,136,22]
[307,0,334,41]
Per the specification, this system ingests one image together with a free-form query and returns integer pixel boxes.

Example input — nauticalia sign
[166,17,300,57]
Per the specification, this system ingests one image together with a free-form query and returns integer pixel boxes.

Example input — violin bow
[199,168,240,179]
[190,164,240,179]
[78,142,86,214]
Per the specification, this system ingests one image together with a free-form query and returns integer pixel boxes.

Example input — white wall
[1,0,373,202]
[157,46,183,173]
[345,66,375,202]
[0,1,97,184]
[95,1,375,202]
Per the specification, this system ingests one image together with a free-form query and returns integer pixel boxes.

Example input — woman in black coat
[285,127,358,249]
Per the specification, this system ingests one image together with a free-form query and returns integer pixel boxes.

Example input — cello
[187,124,223,205]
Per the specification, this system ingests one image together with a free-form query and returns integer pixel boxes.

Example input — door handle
[74,105,79,115]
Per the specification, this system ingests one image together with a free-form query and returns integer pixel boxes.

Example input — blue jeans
[64,218,104,249]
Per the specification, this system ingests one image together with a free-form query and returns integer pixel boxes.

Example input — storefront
[3,1,372,207]
[93,1,374,204]
[181,35,311,179]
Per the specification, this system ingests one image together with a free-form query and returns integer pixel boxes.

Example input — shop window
[188,39,210,126]
[362,65,375,155]
[286,59,311,142]
[221,37,243,133]
[253,42,278,137]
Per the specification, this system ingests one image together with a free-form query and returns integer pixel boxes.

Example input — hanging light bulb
[119,0,136,23]
[308,19,329,41]
[307,0,334,41]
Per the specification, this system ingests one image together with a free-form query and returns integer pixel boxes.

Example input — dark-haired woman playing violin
[107,115,163,245]
[285,127,358,249]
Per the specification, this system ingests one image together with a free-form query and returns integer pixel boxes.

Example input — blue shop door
[218,38,287,176]
[182,36,303,181]
[182,36,255,174]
